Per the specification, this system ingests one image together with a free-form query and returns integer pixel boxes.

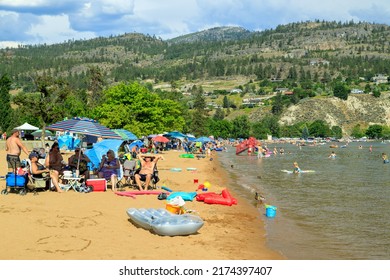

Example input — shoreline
[0,144,284,260]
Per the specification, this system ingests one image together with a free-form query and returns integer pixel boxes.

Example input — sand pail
[265,205,277,218]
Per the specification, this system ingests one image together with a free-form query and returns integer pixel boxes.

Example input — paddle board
[281,170,315,174]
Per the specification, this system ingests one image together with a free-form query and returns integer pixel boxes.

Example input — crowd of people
[3,129,174,193]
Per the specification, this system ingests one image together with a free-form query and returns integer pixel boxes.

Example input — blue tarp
[58,135,81,150]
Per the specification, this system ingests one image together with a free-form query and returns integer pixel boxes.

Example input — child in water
[328,151,336,159]
[293,162,301,174]
[382,153,389,164]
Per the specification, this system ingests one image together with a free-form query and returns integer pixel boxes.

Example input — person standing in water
[293,162,301,174]
[382,153,389,163]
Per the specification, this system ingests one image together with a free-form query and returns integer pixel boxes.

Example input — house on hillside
[310,59,330,66]
[242,97,264,107]
[372,74,388,85]
[275,87,289,93]
[230,88,243,94]
[351,88,364,94]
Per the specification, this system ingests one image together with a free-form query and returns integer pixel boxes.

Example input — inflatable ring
[179,154,195,158]
[170,168,182,172]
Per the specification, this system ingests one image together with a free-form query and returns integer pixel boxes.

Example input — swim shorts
[139,174,151,181]
[7,154,21,169]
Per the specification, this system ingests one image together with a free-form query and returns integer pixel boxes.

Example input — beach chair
[105,163,125,191]
[132,163,160,190]
[26,159,50,194]
[121,159,139,188]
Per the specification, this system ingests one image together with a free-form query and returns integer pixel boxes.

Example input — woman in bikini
[135,154,163,190]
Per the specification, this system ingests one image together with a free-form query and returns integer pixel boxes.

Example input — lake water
[217,141,390,260]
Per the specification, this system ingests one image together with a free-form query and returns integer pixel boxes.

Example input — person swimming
[293,162,301,174]
[328,151,336,159]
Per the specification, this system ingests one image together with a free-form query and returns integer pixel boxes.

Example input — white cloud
[26,14,96,45]
[1,0,390,48]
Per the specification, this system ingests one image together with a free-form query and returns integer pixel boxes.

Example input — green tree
[12,75,72,142]
[262,115,280,137]
[372,88,381,98]
[364,84,371,93]
[0,74,12,132]
[301,125,309,139]
[87,66,106,109]
[271,92,284,115]
[309,120,331,137]
[351,124,365,138]
[231,115,250,138]
[365,124,383,139]
[94,82,185,137]
[333,82,349,100]
[331,126,343,139]
[207,119,232,139]
[251,122,271,140]
[222,96,230,108]
[213,107,225,120]
[190,92,208,136]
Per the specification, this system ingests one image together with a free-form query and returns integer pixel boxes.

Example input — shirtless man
[5,129,29,172]
[135,154,163,190]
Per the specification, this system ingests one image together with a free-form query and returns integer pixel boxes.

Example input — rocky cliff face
[279,94,390,134]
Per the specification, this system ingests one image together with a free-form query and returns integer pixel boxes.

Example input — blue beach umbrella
[84,139,125,169]
[128,140,144,150]
[47,117,121,139]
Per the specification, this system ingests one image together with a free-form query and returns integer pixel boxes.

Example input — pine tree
[0,74,12,132]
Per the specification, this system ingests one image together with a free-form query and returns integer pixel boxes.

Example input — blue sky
[1,0,389,48]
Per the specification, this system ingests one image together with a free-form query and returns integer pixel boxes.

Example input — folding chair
[26,159,50,194]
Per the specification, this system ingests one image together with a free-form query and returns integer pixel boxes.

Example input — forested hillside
[1,20,390,90]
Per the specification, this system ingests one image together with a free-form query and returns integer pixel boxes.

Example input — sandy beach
[0,141,284,260]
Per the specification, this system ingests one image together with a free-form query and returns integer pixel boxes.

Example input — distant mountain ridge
[167,26,252,44]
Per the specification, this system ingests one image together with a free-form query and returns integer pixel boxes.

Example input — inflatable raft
[126,208,204,236]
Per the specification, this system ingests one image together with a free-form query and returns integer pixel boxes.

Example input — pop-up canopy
[14,122,39,131]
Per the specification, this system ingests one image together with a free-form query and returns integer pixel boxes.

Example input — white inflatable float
[281,169,315,174]
[126,208,204,236]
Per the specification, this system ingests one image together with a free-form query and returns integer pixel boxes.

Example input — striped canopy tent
[47,117,121,139]
[113,129,138,140]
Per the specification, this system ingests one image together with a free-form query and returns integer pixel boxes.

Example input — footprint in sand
[0,205,14,213]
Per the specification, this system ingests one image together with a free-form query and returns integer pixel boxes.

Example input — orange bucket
[165,204,184,214]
